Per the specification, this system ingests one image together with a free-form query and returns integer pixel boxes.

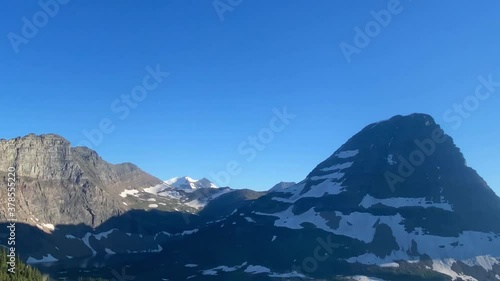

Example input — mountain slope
[2,114,500,281]
[148,113,500,281]
[0,134,162,228]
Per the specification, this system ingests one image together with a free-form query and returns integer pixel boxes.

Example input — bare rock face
[0,134,74,180]
[0,134,162,228]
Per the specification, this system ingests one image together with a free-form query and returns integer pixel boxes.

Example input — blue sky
[1,1,500,194]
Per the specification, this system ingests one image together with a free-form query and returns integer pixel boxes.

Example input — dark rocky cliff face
[300,113,500,233]
[0,134,162,228]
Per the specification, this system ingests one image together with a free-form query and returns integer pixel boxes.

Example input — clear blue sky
[1,1,499,194]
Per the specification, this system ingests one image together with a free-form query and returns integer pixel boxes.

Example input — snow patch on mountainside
[94,229,117,240]
[359,195,453,211]
[432,259,478,281]
[379,262,399,268]
[321,161,354,171]
[143,184,169,195]
[185,188,233,209]
[26,254,58,264]
[272,180,347,203]
[462,255,500,271]
[271,156,352,203]
[268,271,308,278]
[255,207,333,233]
[82,233,96,256]
[338,212,500,274]
[350,276,387,281]
[199,263,306,278]
[335,212,403,243]
[119,189,140,198]
[202,262,248,275]
[350,275,385,281]
[256,206,500,276]
[185,199,204,209]
[244,265,271,274]
[335,149,359,158]
[270,150,357,203]
[165,176,217,190]
[310,171,345,181]
[142,176,230,209]
[104,248,116,255]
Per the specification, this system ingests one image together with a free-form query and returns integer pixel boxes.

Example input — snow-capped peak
[164,176,217,190]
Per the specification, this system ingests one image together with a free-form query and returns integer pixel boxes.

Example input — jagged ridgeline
[0,114,499,281]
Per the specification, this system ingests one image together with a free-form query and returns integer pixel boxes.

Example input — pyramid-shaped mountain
[160,113,500,281]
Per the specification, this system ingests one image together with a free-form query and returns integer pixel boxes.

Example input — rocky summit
[1,113,499,281]
[0,134,161,228]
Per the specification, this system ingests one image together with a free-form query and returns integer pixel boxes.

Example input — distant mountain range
[164,176,218,190]
[1,113,499,281]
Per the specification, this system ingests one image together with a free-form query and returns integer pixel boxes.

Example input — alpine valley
[1,113,499,281]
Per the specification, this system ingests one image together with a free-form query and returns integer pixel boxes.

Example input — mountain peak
[269,181,297,192]
[271,113,500,232]
[363,113,437,132]
[304,113,457,192]
[0,133,70,145]
[164,176,217,189]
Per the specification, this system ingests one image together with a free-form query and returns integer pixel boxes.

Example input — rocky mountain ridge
[0,134,161,228]
[142,113,500,281]
[1,114,500,281]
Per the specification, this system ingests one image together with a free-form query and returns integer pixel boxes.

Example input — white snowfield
[26,254,58,264]
[94,228,117,240]
[244,265,271,274]
[141,176,231,209]
[334,149,360,159]
[271,180,347,203]
[261,147,500,279]
[143,183,172,195]
[255,205,500,280]
[200,263,306,278]
[164,176,217,190]
[184,188,233,209]
[119,189,140,198]
[359,195,454,211]
[379,262,399,268]
[35,223,56,232]
[56,228,178,258]
[202,262,248,275]
[321,161,354,172]
[270,149,357,194]
[351,276,387,281]
[271,154,355,203]
[104,248,116,255]
[41,223,55,230]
